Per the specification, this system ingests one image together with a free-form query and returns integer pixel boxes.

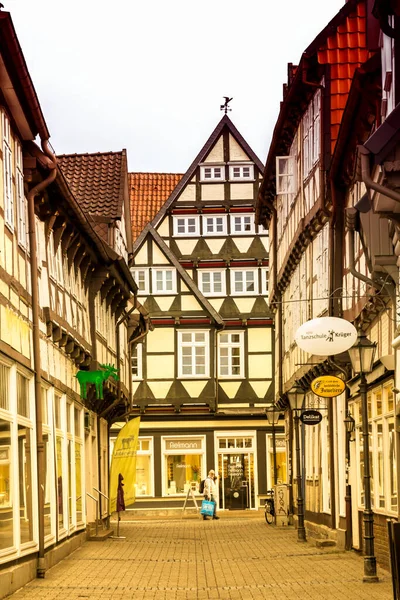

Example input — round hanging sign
[295,317,357,356]
[311,375,346,398]
[300,410,323,426]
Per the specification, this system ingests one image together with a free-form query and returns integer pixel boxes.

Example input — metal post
[360,374,378,582]
[272,422,278,486]
[345,420,353,551]
[294,412,306,542]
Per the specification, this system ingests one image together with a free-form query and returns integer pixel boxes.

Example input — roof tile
[129,172,183,241]
[57,151,126,220]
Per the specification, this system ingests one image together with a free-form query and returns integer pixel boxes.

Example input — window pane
[75,442,83,522]
[136,454,152,495]
[0,421,13,550]
[0,364,10,411]
[56,436,64,530]
[195,333,205,343]
[231,334,240,343]
[43,432,51,536]
[182,333,192,343]
[17,373,29,418]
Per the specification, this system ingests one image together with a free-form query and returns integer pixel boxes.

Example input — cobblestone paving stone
[6,515,394,600]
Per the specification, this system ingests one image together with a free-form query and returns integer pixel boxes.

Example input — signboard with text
[311,375,346,398]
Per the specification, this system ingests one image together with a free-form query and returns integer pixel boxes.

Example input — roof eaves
[0,11,49,140]
[363,102,400,161]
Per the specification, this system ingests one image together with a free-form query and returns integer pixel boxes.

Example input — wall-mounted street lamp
[348,331,378,582]
[265,407,281,486]
[287,382,306,542]
[344,412,355,441]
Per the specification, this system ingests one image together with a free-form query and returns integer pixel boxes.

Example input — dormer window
[200,165,224,181]
[229,164,254,180]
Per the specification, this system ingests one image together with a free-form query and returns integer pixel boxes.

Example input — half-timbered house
[117,115,283,513]
[0,11,146,596]
[257,0,399,571]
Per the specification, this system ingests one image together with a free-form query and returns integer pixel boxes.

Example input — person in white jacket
[203,469,219,520]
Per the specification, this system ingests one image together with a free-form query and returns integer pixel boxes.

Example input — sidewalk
[7,513,394,600]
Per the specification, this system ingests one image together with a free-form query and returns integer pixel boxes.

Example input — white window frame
[178,330,209,378]
[302,89,321,178]
[230,269,259,295]
[230,213,255,235]
[131,343,143,380]
[131,268,149,295]
[200,165,225,181]
[218,331,244,378]
[173,215,200,237]
[15,143,27,249]
[276,156,296,196]
[2,112,14,230]
[261,267,269,298]
[229,164,254,180]
[202,215,227,236]
[152,268,177,294]
[198,269,226,297]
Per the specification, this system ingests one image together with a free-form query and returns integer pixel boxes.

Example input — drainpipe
[27,139,57,578]
[345,208,377,290]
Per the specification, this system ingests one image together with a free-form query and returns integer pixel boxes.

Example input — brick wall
[358,510,397,570]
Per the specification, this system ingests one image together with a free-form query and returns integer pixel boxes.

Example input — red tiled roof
[57,150,127,219]
[317,1,370,153]
[129,172,183,241]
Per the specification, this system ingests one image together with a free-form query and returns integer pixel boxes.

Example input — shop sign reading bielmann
[295,317,357,356]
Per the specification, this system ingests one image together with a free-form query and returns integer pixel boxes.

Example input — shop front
[215,431,257,510]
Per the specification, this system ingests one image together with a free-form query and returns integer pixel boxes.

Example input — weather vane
[220,96,233,114]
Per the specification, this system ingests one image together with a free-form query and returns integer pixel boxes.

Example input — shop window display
[166,454,202,494]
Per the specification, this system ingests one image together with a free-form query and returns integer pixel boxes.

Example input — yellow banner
[109,417,140,514]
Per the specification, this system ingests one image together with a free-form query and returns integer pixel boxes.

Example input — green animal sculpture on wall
[76,364,119,400]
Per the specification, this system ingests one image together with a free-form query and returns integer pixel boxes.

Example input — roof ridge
[57,150,125,158]
[129,171,184,176]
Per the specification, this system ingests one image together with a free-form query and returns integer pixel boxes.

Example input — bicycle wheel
[265,503,273,524]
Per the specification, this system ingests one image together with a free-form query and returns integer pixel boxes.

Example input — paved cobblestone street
[7,514,394,600]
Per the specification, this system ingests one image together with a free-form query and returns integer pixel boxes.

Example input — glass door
[218,453,253,510]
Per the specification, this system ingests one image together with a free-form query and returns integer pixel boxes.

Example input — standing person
[203,469,219,520]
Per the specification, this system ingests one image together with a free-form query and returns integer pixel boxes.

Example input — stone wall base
[0,531,87,600]
[292,516,345,550]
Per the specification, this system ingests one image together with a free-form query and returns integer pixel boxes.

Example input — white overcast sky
[7,0,344,173]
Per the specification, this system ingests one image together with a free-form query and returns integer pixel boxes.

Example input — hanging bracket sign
[300,409,322,425]
[311,375,346,398]
[295,317,357,356]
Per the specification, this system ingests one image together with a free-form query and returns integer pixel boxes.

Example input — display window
[162,436,206,496]
[135,438,154,497]
[266,434,287,490]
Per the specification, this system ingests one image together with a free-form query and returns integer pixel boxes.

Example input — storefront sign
[311,375,346,398]
[166,439,202,450]
[300,410,322,425]
[295,317,357,356]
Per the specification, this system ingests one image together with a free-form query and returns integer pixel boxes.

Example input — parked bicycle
[264,489,275,524]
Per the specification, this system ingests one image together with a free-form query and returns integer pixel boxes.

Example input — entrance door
[218,453,252,510]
